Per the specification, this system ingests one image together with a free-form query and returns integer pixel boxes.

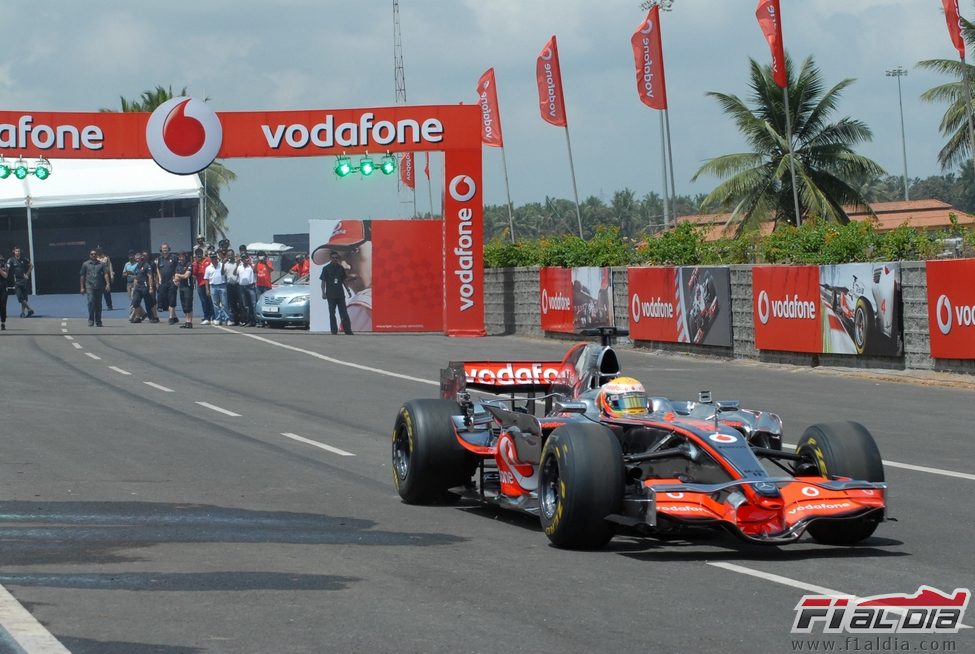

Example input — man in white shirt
[237,256,258,327]
[204,252,231,326]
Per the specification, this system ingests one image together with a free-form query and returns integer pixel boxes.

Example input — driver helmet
[598,377,648,417]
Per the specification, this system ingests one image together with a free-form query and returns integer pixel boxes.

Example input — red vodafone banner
[536,36,568,127]
[631,6,669,110]
[540,267,574,333]
[756,0,788,88]
[752,265,821,353]
[477,68,504,147]
[943,0,967,60]
[443,146,485,336]
[400,152,415,190]
[927,258,975,359]
[628,267,679,341]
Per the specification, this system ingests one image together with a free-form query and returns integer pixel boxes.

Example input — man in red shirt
[255,251,274,300]
[290,254,310,279]
[192,249,215,325]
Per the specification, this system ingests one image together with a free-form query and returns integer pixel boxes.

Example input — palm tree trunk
[783,88,802,227]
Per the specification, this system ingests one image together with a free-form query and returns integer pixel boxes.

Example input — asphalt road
[0,317,973,654]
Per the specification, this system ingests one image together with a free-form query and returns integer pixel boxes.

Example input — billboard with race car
[820,263,903,356]
[628,266,732,346]
[927,258,975,359]
[540,267,613,333]
[309,219,444,333]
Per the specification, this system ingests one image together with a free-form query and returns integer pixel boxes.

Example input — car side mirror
[554,400,588,414]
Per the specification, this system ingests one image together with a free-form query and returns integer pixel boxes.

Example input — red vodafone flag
[756,0,788,88]
[423,151,430,179]
[400,152,414,190]
[477,68,504,147]
[631,6,668,110]
[536,35,568,127]
[943,0,967,60]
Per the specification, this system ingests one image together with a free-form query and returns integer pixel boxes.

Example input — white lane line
[64,335,74,341]
[144,381,174,393]
[85,352,101,361]
[281,432,355,457]
[60,328,68,333]
[71,342,82,350]
[0,583,72,653]
[108,366,132,376]
[220,327,437,386]
[783,442,975,482]
[196,401,241,417]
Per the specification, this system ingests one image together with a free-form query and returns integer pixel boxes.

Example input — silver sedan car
[259,277,310,328]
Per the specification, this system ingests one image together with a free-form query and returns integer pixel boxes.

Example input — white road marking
[196,401,241,417]
[220,327,437,386]
[64,335,73,341]
[71,342,82,349]
[281,432,355,457]
[144,381,174,393]
[0,583,71,653]
[783,442,975,482]
[85,352,101,361]
[707,562,845,596]
[60,328,68,333]
[108,366,132,376]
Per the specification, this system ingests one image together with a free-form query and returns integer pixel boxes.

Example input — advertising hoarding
[927,258,975,359]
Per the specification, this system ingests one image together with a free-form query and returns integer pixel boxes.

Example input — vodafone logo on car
[146,97,223,175]
[935,294,975,335]
[465,363,561,386]
[541,288,571,315]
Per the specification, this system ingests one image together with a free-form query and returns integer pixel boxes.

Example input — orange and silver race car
[391,331,888,550]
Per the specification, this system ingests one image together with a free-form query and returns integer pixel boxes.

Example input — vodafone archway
[0,101,485,336]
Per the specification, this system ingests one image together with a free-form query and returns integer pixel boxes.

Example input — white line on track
[783,442,975,482]
[281,432,355,457]
[60,328,68,333]
[144,381,174,393]
[0,583,71,653]
[707,562,847,596]
[71,342,82,350]
[64,335,73,341]
[85,352,101,361]
[196,401,241,417]
[217,326,438,386]
[108,366,132,376]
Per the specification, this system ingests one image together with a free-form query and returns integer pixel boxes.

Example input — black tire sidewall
[393,399,471,503]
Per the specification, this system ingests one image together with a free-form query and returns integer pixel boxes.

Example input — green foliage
[483,238,538,269]
[636,221,707,265]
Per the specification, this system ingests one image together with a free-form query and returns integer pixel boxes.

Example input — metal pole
[664,108,677,220]
[886,67,910,201]
[659,111,670,227]
[783,87,802,227]
[500,145,516,242]
[426,153,435,218]
[26,200,37,294]
[563,127,584,238]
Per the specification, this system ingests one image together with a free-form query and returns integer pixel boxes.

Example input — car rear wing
[440,361,564,400]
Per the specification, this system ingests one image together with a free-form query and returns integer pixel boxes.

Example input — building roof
[0,158,201,210]
[676,198,975,240]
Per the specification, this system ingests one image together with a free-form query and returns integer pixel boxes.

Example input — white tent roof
[246,242,293,253]
[0,158,201,210]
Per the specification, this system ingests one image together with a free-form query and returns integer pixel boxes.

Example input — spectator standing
[254,251,274,325]
[174,251,195,328]
[156,243,179,325]
[6,246,34,318]
[205,251,230,326]
[237,255,257,327]
[192,249,214,325]
[95,247,115,311]
[0,255,8,330]
[141,250,160,322]
[195,234,212,255]
[290,254,310,279]
[223,251,241,325]
[319,251,353,335]
[122,250,138,319]
[129,253,152,323]
[80,249,110,327]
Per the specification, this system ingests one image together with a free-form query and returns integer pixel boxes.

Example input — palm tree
[101,85,237,242]
[917,15,975,172]
[692,55,884,232]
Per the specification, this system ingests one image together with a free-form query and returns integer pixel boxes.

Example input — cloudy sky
[1,1,963,243]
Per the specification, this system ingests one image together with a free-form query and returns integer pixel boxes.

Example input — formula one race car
[391,330,887,549]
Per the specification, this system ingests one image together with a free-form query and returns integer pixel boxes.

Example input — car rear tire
[796,421,884,545]
[538,422,624,549]
[392,399,475,504]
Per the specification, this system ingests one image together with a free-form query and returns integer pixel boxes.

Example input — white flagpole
[500,146,516,241]
[659,112,670,227]
[664,108,677,218]
[426,153,435,218]
[783,87,802,227]
[563,127,584,238]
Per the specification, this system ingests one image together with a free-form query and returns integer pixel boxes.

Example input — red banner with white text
[477,68,504,147]
[631,6,668,110]
[536,36,568,127]
[943,0,967,60]
[756,0,788,88]
[540,267,574,333]
[752,265,821,352]
[927,258,975,359]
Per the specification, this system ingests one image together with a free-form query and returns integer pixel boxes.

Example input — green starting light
[34,165,50,180]
[359,157,375,176]
[380,155,396,175]
[0,164,9,179]
[13,160,28,180]
[334,156,352,178]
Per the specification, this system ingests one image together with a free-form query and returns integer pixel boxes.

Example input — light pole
[886,66,910,201]
[639,0,676,227]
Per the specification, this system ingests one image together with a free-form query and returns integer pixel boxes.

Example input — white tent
[0,158,201,209]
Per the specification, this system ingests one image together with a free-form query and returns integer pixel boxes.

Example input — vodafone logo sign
[708,433,737,444]
[757,290,771,325]
[801,486,821,497]
[448,175,477,202]
[146,97,223,175]
[937,294,953,335]
[541,289,571,315]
